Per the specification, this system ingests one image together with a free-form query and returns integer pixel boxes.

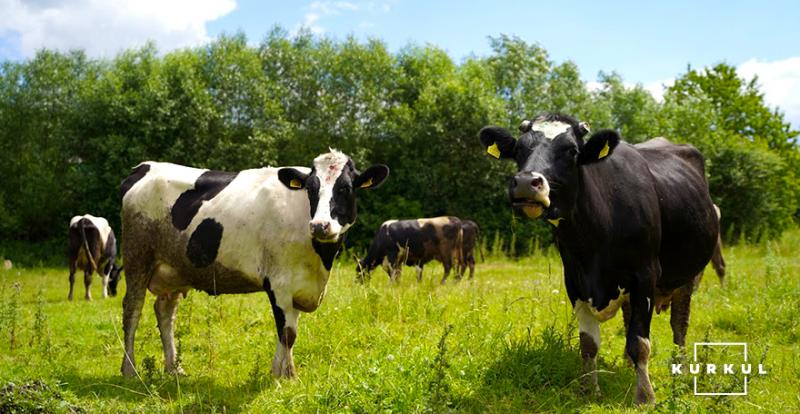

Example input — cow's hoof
[166,366,186,376]
[581,381,601,399]
[272,359,296,379]
[635,383,656,405]
[635,391,656,405]
[121,364,138,378]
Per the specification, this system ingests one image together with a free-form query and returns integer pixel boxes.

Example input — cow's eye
[338,186,350,194]
[567,147,578,157]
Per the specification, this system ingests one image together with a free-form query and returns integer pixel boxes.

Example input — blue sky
[206,0,799,85]
[1,0,799,125]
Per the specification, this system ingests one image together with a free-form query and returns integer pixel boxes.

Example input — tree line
[1,28,798,264]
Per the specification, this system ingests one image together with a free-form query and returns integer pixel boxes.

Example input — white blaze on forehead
[310,150,350,234]
[313,149,349,185]
[531,121,572,140]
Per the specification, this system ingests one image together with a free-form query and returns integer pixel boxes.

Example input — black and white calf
[480,114,719,404]
[118,150,388,378]
[67,214,123,300]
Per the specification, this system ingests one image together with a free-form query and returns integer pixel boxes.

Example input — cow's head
[278,150,389,243]
[355,258,372,282]
[108,264,123,297]
[479,113,620,221]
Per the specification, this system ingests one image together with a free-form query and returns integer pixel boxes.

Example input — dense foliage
[1,29,797,259]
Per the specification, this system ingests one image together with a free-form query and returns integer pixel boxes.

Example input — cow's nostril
[323,222,330,230]
[531,177,543,188]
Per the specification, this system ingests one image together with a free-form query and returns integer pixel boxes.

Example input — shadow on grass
[454,325,637,413]
[54,369,272,412]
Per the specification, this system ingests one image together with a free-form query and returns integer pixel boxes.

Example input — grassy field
[0,230,798,413]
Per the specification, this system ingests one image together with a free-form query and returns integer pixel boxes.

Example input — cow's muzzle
[310,220,338,242]
[510,172,551,219]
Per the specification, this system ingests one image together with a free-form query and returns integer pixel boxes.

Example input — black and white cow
[118,150,388,378]
[68,214,123,300]
[356,217,463,283]
[459,220,480,279]
[479,114,719,404]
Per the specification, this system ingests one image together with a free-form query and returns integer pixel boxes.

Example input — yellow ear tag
[359,178,373,188]
[547,218,564,227]
[487,143,501,159]
[289,179,302,188]
[598,141,610,159]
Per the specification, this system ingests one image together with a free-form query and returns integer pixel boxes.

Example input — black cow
[479,114,719,404]
[459,220,480,279]
[357,217,463,284]
[68,214,123,300]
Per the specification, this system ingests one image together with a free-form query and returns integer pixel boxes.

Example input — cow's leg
[712,235,726,285]
[575,301,601,396]
[621,299,631,331]
[440,258,451,284]
[670,282,694,347]
[385,250,400,283]
[626,273,656,405]
[265,280,299,378]
[68,262,76,301]
[83,268,93,301]
[121,276,148,377]
[416,265,424,282]
[155,292,184,375]
[468,256,475,279]
[101,261,111,299]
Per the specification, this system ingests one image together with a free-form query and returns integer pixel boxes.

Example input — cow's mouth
[512,198,548,219]
[313,234,339,243]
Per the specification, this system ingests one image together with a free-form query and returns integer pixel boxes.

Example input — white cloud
[0,0,236,58]
[586,78,674,103]
[641,78,674,102]
[737,57,800,129]
[292,1,391,36]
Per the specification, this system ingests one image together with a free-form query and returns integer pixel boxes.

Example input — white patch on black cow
[530,120,571,140]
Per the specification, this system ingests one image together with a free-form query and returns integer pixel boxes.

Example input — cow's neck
[312,239,343,272]
[553,171,608,256]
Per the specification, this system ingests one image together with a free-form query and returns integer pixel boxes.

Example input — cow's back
[635,138,718,290]
[383,217,461,263]
[120,162,319,294]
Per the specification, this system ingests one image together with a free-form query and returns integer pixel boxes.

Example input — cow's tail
[455,226,464,276]
[79,219,98,273]
[477,228,485,262]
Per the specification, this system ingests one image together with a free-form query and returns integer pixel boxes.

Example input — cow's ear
[354,164,389,189]
[578,129,620,165]
[278,168,309,190]
[479,126,517,159]
[575,122,591,139]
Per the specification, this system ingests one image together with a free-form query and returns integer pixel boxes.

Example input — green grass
[0,230,799,413]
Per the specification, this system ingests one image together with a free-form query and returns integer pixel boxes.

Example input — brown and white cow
[68,214,123,300]
[118,150,388,378]
[356,216,463,283]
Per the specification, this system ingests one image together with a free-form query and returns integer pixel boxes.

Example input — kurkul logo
[671,342,767,396]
